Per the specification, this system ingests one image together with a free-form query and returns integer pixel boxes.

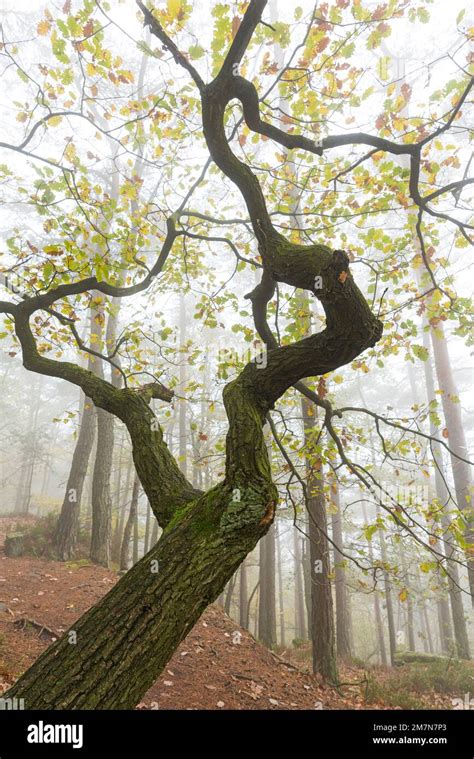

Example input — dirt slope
[0,517,388,710]
[0,517,355,709]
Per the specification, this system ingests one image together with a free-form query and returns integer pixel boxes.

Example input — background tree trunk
[276,520,286,646]
[257,522,276,647]
[293,529,306,641]
[421,322,470,658]
[331,480,352,662]
[53,393,96,560]
[120,475,140,572]
[239,558,248,629]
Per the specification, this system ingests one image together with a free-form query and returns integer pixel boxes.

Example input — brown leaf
[83,20,94,37]
[231,16,240,39]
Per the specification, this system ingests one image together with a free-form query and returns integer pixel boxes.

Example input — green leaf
[412,345,429,361]
[188,44,205,59]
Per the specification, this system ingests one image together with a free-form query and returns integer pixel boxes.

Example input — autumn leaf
[83,19,94,37]
[231,16,240,39]
[37,19,51,36]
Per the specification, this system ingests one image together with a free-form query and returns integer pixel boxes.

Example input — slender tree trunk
[361,500,387,665]
[53,393,96,560]
[422,605,434,654]
[111,455,133,565]
[421,324,470,658]
[293,529,306,641]
[150,519,159,548]
[120,475,140,572]
[374,591,388,666]
[144,502,151,556]
[89,296,114,567]
[54,310,103,561]
[178,293,188,478]
[331,480,352,662]
[15,377,42,514]
[276,520,285,646]
[301,398,337,680]
[224,573,237,617]
[239,558,248,629]
[376,504,397,665]
[430,321,474,600]
[437,596,454,655]
[133,498,139,565]
[307,472,337,680]
[90,408,114,566]
[257,522,276,647]
[400,550,416,651]
[416,266,474,600]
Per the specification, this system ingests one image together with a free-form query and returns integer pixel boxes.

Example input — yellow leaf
[37,19,51,36]
[167,0,182,18]
[399,588,408,602]
[48,115,63,127]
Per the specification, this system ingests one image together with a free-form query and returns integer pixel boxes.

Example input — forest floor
[0,517,469,710]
